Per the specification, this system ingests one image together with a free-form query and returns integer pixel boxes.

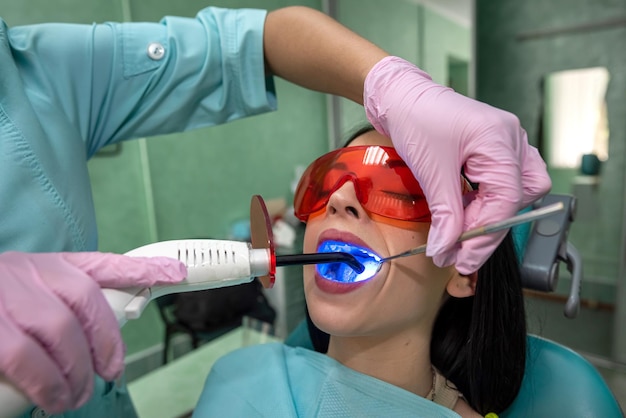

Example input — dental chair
[506,194,622,417]
[285,194,624,417]
[506,334,622,417]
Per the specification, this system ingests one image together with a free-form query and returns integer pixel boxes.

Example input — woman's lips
[314,271,367,294]
[317,229,373,253]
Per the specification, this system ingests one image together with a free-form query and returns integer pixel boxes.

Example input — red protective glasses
[294,146,473,223]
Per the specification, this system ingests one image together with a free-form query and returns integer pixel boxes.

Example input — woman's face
[303,130,460,339]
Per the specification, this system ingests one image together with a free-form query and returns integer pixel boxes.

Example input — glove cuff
[363,56,432,137]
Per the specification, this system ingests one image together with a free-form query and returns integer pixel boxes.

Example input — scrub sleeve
[0,6,276,418]
[1,7,276,254]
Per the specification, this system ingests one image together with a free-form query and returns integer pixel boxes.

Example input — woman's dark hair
[305,125,527,415]
[430,233,526,414]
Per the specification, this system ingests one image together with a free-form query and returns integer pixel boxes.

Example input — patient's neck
[327,330,433,398]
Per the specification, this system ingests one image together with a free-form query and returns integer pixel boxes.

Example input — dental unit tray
[0,195,572,416]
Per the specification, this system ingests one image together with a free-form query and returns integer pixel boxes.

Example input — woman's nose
[326,181,365,220]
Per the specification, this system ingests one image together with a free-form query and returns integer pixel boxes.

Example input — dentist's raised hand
[364,56,551,274]
[0,251,186,413]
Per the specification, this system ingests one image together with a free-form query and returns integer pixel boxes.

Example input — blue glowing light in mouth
[316,240,383,283]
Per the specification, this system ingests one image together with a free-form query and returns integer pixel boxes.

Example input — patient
[193,127,526,417]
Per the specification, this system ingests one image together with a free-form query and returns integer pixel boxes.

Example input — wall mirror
[542,66,610,192]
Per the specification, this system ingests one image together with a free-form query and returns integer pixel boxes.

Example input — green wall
[334,0,471,140]
[476,0,626,361]
[1,0,470,356]
[476,0,626,289]
[335,0,422,134]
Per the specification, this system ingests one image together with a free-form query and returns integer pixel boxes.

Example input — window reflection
[544,67,610,169]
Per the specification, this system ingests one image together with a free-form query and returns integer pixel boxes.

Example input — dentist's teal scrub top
[0,6,276,417]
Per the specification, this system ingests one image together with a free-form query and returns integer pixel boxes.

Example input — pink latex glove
[0,251,186,413]
[364,56,551,274]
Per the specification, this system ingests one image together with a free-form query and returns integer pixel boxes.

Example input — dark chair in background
[155,280,276,364]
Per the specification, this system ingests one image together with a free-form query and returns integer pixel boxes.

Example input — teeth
[317,240,382,283]
[318,240,382,261]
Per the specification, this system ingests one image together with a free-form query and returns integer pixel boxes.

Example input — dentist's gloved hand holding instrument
[0,252,187,416]
[0,195,360,417]
[364,56,552,274]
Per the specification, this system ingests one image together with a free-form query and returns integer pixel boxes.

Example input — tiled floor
[128,328,279,418]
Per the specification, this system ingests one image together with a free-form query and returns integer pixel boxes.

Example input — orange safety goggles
[294,146,473,223]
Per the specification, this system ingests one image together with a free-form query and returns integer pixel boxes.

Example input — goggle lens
[294,146,471,222]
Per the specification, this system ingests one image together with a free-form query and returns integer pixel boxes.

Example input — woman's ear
[446,270,477,298]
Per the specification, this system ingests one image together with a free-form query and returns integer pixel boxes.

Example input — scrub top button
[30,407,51,418]
[147,42,165,60]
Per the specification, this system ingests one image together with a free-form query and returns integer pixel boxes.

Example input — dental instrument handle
[382,202,565,262]
[276,253,365,273]
[106,239,273,326]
